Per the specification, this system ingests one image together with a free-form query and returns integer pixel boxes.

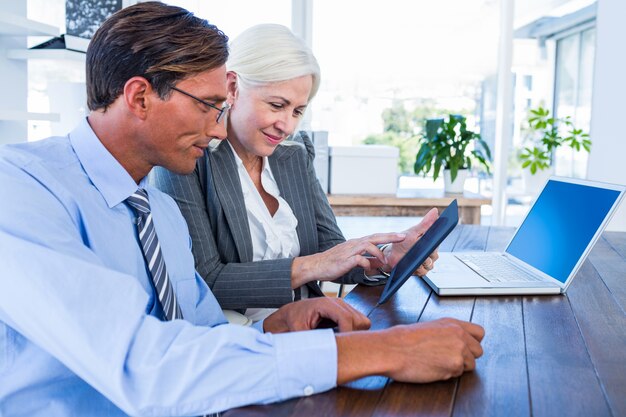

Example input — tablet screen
[378,199,459,304]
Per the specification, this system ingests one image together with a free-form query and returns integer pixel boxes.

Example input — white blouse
[228,142,304,322]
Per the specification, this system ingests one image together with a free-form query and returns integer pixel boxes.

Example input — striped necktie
[126,188,183,321]
[128,189,219,416]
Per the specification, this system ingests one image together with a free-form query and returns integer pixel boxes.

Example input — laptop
[424,176,625,296]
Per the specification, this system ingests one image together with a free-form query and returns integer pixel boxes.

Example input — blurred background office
[2,0,624,231]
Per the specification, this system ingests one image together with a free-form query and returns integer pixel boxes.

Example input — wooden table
[225,226,626,417]
[327,189,491,224]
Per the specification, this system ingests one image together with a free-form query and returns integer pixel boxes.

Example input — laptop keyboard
[455,253,543,283]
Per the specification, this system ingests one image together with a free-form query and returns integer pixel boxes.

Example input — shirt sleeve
[0,159,337,416]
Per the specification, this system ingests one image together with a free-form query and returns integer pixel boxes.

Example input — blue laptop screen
[505,180,621,283]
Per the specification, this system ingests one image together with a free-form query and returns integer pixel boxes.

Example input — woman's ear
[226,71,238,104]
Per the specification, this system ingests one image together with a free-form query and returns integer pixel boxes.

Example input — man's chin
[161,160,197,176]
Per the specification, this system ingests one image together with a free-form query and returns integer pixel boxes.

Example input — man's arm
[336,318,484,384]
[261,290,485,384]
[0,162,338,415]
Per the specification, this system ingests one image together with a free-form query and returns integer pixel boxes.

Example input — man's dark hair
[86,1,229,111]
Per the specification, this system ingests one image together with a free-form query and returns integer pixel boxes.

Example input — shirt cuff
[252,318,265,332]
[271,329,337,399]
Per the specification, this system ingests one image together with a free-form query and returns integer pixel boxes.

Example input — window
[553,27,595,178]
[164,0,290,39]
[310,0,500,148]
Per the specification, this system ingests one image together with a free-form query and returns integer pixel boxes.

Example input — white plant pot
[443,169,468,194]
[522,167,553,196]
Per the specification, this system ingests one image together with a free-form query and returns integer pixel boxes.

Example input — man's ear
[226,71,238,104]
[123,76,154,120]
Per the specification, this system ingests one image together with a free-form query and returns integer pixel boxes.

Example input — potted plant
[413,114,491,193]
[518,106,591,193]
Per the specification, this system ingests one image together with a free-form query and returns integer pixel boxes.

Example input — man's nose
[206,117,227,140]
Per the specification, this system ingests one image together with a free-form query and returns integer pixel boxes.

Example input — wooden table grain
[224,226,626,417]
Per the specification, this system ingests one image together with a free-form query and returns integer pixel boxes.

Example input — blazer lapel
[270,145,325,298]
[269,146,317,257]
[209,142,254,262]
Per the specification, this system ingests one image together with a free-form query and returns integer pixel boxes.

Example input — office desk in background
[327,189,491,224]
[224,225,626,417]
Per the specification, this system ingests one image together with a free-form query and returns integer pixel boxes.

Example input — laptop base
[423,273,562,296]
[424,252,563,296]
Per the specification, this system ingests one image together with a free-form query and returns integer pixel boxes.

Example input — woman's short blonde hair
[227,24,321,101]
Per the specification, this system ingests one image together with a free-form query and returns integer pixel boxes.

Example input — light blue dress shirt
[0,119,337,416]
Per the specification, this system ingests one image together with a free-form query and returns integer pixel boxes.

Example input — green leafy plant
[413,114,491,182]
[362,101,467,174]
[518,106,591,174]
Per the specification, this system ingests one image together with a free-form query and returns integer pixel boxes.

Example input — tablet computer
[378,199,459,305]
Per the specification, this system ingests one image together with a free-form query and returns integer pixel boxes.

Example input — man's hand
[382,208,440,276]
[379,318,484,382]
[291,232,406,288]
[336,318,484,384]
[264,298,371,334]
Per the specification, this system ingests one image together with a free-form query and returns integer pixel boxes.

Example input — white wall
[587,0,626,231]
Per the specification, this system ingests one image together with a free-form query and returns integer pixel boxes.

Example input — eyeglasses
[170,86,230,124]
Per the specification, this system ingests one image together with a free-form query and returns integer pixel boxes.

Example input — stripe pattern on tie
[126,188,183,321]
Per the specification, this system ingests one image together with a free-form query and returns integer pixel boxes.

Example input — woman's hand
[291,232,406,288]
[381,208,440,276]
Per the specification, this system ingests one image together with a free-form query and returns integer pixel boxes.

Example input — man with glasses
[170,85,231,124]
[0,2,484,416]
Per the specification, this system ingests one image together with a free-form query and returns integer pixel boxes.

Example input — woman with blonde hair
[153,24,438,323]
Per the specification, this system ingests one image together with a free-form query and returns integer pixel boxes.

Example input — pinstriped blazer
[151,132,369,310]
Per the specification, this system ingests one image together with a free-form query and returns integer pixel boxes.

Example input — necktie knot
[126,188,151,215]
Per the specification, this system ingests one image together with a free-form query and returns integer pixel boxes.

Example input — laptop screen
[505,179,621,283]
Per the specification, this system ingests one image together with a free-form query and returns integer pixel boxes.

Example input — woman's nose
[275,113,298,135]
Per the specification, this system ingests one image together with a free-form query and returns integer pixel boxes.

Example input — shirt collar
[227,140,270,174]
[69,118,146,208]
